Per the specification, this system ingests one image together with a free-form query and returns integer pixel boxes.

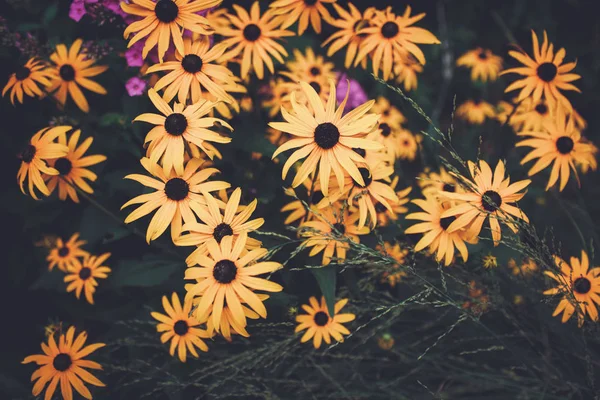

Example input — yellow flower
[64,253,111,304]
[2,57,55,104]
[269,0,335,35]
[295,296,355,348]
[456,48,503,82]
[456,100,496,125]
[482,253,497,269]
[46,233,89,272]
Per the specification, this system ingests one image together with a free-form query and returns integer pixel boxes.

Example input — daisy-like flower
[516,107,593,191]
[269,0,335,35]
[508,258,538,276]
[295,296,355,348]
[146,38,237,104]
[279,77,332,113]
[17,126,70,200]
[47,39,108,113]
[64,253,111,305]
[122,157,230,242]
[176,188,263,264]
[134,89,232,175]
[501,30,580,112]
[151,293,210,362]
[46,233,89,272]
[495,100,515,125]
[355,6,440,80]
[510,97,556,132]
[45,129,106,203]
[405,196,472,266]
[322,2,374,68]
[393,51,423,91]
[262,78,291,118]
[418,167,458,198]
[218,2,294,79]
[544,251,600,327]
[371,96,405,131]
[22,326,105,400]
[299,206,369,265]
[195,77,247,120]
[376,176,412,227]
[2,57,55,104]
[270,79,381,196]
[456,48,503,82]
[377,241,409,287]
[456,100,496,125]
[440,160,531,246]
[284,48,336,83]
[185,232,283,329]
[395,129,420,161]
[121,0,219,63]
[577,140,598,174]
[280,180,334,225]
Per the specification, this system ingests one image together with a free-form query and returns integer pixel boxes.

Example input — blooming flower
[125,76,146,96]
[69,0,87,22]
[336,73,368,112]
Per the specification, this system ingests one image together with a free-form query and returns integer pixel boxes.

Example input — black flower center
[304,0,318,5]
[213,259,237,284]
[181,54,203,73]
[58,246,70,257]
[311,190,324,204]
[573,277,591,294]
[53,353,72,372]
[59,64,75,81]
[478,51,488,60]
[439,216,456,230]
[534,103,548,115]
[20,144,37,163]
[164,178,189,201]
[309,81,321,94]
[556,136,574,154]
[353,167,372,188]
[333,223,345,235]
[15,66,31,80]
[481,190,502,212]
[353,147,366,158]
[79,267,92,280]
[314,122,340,149]
[164,113,188,136]
[155,0,179,23]
[375,202,387,213]
[442,183,455,192]
[174,320,189,335]
[536,62,557,82]
[213,223,233,243]
[314,311,329,326]
[243,24,261,42]
[381,22,399,39]
[310,67,321,76]
[379,123,391,137]
[54,158,73,176]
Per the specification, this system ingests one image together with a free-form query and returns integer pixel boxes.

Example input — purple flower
[125,41,144,67]
[69,0,87,22]
[336,73,368,112]
[126,77,147,96]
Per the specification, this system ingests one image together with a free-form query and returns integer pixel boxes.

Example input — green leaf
[42,3,58,25]
[312,265,337,316]
[16,23,41,32]
[99,112,128,127]
[110,258,181,288]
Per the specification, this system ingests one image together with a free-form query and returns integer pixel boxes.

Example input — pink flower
[125,77,146,96]
[69,0,87,22]
[336,73,368,112]
[125,41,144,67]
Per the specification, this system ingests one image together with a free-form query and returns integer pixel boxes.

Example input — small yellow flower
[482,254,498,269]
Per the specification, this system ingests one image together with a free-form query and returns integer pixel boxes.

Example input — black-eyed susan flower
[418,167,458,198]
[295,296,354,348]
[151,292,210,362]
[299,206,369,265]
[218,2,294,79]
[322,2,374,68]
[544,251,600,327]
[270,79,381,196]
[185,232,283,328]
[196,77,247,120]
[440,160,530,246]
[269,0,335,35]
[501,30,580,112]
[393,51,423,91]
[355,6,440,80]
[577,139,598,174]
[516,107,592,191]
[47,233,89,272]
[122,157,230,242]
[280,179,334,225]
[508,258,538,277]
[176,188,263,264]
[377,241,408,287]
[482,253,498,269]
[262,78,291,118]
[2,57,55,104]
[371,96,405,131]
[147,38,237,104]
[279,77,332,113]
[22,326,105,400]
[376,176,411,226]
[284,48,336,84]
[64,253,111,305]
[121,0,218,63]
[405,196,472,266]
[510,97,555,132]
[456,48,503,82]
[47,39,108,113]
[45,129,106,203]
[135,89,232,175]
[17,126,70,200]
[456,100,496,125]
[395,129,420,161]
